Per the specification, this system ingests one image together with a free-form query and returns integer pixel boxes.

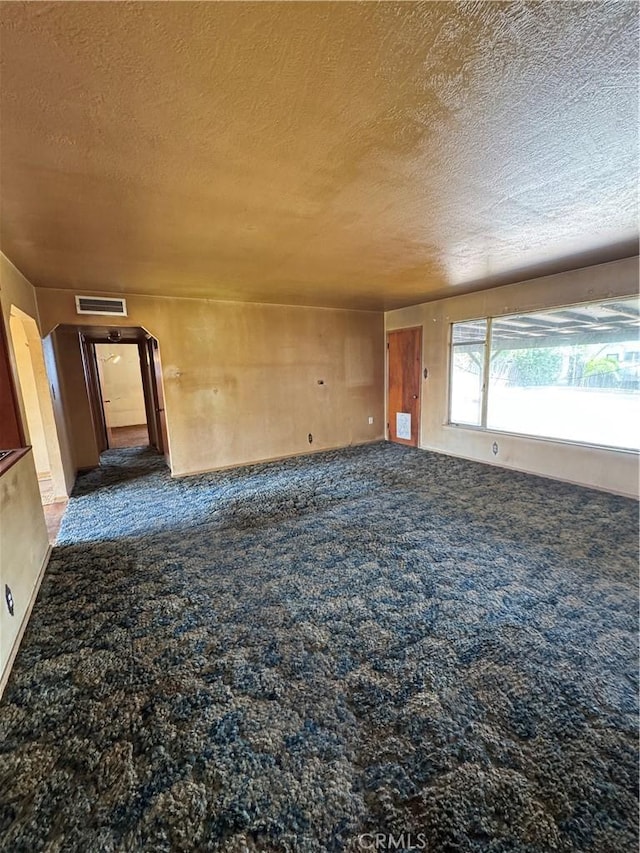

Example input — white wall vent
[75,295,128,316]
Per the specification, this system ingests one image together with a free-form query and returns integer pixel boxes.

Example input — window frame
[447,296,640,454]
[447,317,489,428]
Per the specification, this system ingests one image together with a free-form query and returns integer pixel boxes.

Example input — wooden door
[147,337,169,462]
[80,335,109,453]
[139,341,159,451]
[387,327,422,447]
[94,348,114,448]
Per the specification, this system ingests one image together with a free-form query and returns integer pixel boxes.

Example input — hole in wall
[5,584,14,616]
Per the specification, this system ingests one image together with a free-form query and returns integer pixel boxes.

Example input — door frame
[77,327,168,465]
[138,340,160,452]
[149,337,169,463]
[139,336,169,461]
[386,325,423,447]
[94,348,115,449]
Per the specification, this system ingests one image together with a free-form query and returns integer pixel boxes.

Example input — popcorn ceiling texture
[0,2,637,309]
[0,443,637,851]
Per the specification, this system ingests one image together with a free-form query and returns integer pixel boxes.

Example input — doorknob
[412,395,418,399]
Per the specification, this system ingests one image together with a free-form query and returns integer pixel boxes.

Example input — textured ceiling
[0,1,637,311]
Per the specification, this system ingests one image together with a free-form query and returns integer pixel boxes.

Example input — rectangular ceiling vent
[75,295,127,316]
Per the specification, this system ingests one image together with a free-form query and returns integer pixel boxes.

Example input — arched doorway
[8,307,67,506]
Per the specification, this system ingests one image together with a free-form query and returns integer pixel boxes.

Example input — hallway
[109,425,149,449]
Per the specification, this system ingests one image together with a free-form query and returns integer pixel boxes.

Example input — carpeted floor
[1,442,638,852]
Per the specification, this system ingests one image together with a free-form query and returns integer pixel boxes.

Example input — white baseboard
[0,544,52,700]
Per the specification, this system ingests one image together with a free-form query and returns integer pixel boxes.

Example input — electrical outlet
[368,417,374,425]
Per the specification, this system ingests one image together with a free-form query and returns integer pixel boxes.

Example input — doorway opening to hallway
[95,342,149,449]
[8,307,69,542]
[77,326,169,467]
[8,308,67,504]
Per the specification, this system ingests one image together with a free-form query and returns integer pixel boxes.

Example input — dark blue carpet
[1,442,638,852]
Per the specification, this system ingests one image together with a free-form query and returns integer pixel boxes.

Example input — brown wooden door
[147,337,169,462]
[387,326,422,447]
[80,335,109,453]
[139,341,159,451]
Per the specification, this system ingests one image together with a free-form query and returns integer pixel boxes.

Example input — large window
[449,297,640,451]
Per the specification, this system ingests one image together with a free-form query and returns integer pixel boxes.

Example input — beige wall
[0,450,50,691]
[95,343,146,428]
[37,291,385,475]
[386,257,640,498]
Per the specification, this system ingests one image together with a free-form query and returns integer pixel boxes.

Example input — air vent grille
[75,295,127,316]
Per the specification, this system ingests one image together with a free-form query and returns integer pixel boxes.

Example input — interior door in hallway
[80,335,108,454]
[146,337,169,463]
[387,326,422,447]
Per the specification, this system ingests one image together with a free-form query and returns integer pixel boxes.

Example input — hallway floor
[109,424,149,448]
[42,500,67,544]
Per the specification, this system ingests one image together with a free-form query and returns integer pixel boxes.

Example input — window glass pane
[487,297,640,450]
[450,343,485,425]
[452,319,487,345]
